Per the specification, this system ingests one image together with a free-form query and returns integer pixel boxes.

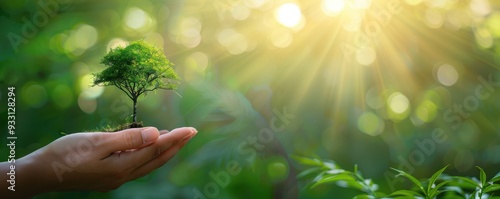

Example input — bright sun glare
[275,3,302,28]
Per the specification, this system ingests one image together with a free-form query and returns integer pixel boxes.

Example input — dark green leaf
[490,172,500,183]
[311,173,356,188]
[338,178,364,191]
[292,155,324,167]
[429,180,450,198]
[390,189,422,197]
[484,184,500,193]
[428,165,449,194]
[477,166,487,187]
[391,168,424,192]
[311,171,327,184]
[452,176,479,188]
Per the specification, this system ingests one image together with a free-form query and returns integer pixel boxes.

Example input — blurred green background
[1,0,500,198]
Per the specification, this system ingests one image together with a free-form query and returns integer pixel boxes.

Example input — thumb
[102,127,160,153]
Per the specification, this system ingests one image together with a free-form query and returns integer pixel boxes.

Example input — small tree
[93,40,180,124]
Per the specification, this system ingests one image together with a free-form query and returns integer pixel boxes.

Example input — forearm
[0,150,56,198]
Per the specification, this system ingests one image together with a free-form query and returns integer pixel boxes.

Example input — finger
[160,130,169,135]
[98,127,160,156]
[127,131,196,181]
[106,127,196,170]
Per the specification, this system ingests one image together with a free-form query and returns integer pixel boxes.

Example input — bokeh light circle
[454,150,474,172]
[275,3,302,28]
[125,7,148,29]
[52,85,73,109]
[342,13,362,32]
[475,27,494,49]
[436,64,458,86]
[404,0,423,5]
[415,100,437,122]
[322,0,345,16]
[74,24,98,50]
[365,87,384,109]
[425,8,444,29]
[80,74,104,99]
[357,112,384,136]
[22,83,48,108]
[106,38,128,52]
[267,158,289,182]
[350,0,371,9]
[270,28,293,48]
[78,93,97,114]
[232,4,251,20]
[388,92,410,114]
[469,0,491,16]
[356,46,376,65]
[217,28,248,54]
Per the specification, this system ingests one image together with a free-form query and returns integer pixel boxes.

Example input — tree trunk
[132,98,138,123]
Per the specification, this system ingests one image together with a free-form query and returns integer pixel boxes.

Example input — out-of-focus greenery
[1,0,500,198]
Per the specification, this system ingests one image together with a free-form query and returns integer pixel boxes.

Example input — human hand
[7,127,197,198]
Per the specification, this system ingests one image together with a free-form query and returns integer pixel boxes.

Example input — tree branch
[115,84,134,100]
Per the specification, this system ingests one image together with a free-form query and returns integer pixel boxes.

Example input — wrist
[16,148,56,197]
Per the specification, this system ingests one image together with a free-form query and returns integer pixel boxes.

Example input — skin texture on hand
[0,127,197,198]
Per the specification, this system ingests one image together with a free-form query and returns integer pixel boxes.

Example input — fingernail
[188,127,198,134]
[141,127,159,144]
[182,131,198,142]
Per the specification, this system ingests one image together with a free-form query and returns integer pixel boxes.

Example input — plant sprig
[294,155,500,199]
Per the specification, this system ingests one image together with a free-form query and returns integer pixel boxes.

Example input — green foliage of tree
[93,40,180,123]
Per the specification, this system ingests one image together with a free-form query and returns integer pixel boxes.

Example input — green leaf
[353,164,366,183]
[390,189,423,197]
[311,173,356,188]
[311,171,327,184]
[490,172,500,183]
[326,169,346,175]
[429,180,450,198]
[391,168,425,193]
[433,190,447,198]
[297,167,322,179]
[452,176,479,188]
[352,194,375,199]
[322,160,338,170]
[338,178,365,191]
[391,197,417,199]
[374,191,387,198]
[471,190,479,198]
[428,165,449,194]
[477,166,487,187]
[484,184,500,193]
[292,155,324,167]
